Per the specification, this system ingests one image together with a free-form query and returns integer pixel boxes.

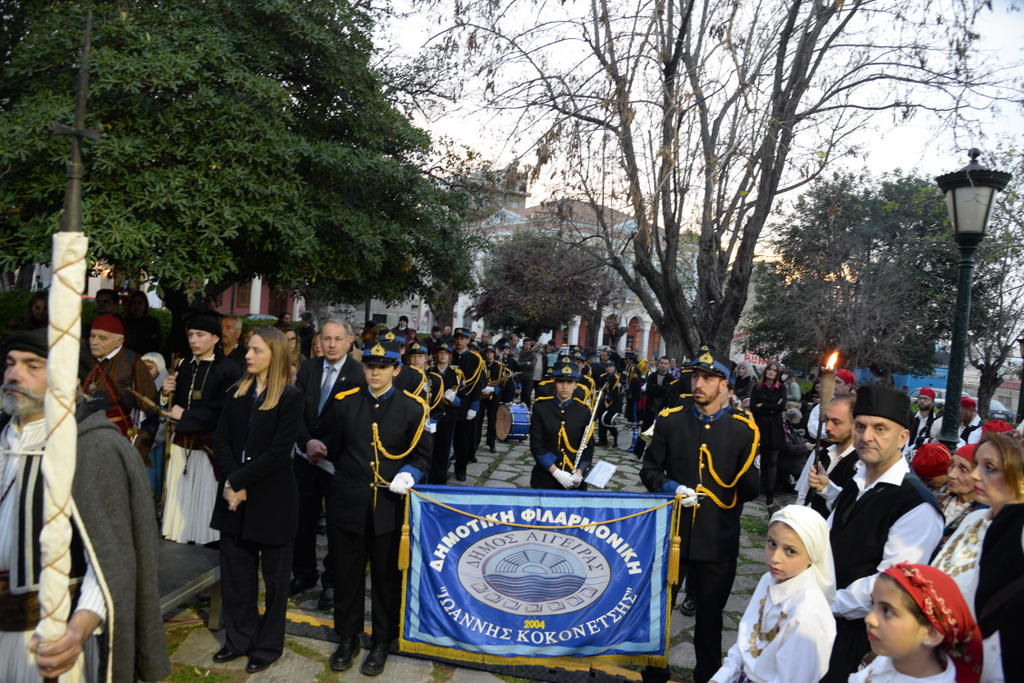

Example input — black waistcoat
[976,503,1024,637]
[830,471,938,589]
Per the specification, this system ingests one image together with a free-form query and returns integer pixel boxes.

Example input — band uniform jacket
[294,355,366,452]
[171,353,242,447]
[483,360,512,403]
[394,363,429,401]
[454,348,486,414]
[324,386,432,535]
[640,404,760,562]
[211,384,304,546]
[429,365,463,422]
[529,395,595,488]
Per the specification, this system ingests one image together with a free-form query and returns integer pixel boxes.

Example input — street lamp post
[935,149,1012,450]
[1016,336,1024,425]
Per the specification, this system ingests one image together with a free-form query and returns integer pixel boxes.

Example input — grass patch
[286,638,326,660]
[164,620,205,656]
[166,664,243,682]
[431,663,456,681]
[740,514,769,539]
[314,664,340,682]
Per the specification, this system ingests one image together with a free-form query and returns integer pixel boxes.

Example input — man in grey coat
[1,328,169,682]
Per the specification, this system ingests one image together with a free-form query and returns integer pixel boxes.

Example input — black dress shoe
[468,454,478,463]
[679,595,696,617]
[330,637,359,672]
[455,471,467,482]
[245,657,275,673]
[289,575,317,596]
[317,586,335,611]
[212,646,244,663]
[360,642,390,676]
[488,444,496,453]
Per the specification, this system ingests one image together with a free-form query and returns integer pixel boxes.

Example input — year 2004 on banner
[399,486,680,667]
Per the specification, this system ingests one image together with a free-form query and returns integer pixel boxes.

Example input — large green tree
[472,228,623,340]
[745,172,958,375]
[0,0,471,306]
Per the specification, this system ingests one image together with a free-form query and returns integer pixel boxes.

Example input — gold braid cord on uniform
[368,390,429,508]
[556,423,579,470]
[695,411,760,509]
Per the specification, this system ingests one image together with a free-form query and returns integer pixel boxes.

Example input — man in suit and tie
[290,319,364,610]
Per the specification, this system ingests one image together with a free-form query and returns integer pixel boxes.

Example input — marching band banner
[400,486,678,666]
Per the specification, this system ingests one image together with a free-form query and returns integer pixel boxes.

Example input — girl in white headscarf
[711,505,837,683]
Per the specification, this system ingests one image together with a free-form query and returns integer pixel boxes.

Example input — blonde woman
[210,327,303,673]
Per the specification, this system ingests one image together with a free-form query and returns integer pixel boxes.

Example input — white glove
[444,389,457,402]
[571,470,584,487]
[425,419,437,434]
[389,471,415,495]
[466,409,477,420]
[552,468,575,489]
[675,485,699,508]
[481,386,495,395]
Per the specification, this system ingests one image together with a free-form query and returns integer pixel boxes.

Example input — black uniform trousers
[220,532,293,661]
[292,455,333,587]
[328,512,401,645]
[453,418,475,477]
[483,397,500,448]
[641,559,736,683]
[597,405,619,446]
[519,378,534,407]
[430,420,456,484]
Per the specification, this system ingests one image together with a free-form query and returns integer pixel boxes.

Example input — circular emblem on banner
[456,530,611,615]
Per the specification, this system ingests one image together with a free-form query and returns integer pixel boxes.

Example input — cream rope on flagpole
[35,231,88,645]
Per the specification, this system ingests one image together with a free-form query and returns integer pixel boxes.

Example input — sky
[378,1,1024,205]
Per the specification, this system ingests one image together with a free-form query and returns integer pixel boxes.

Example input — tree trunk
[975,363,1002,420]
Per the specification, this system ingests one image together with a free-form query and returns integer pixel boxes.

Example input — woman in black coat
[749,362,786,508]
[210,327,303,674]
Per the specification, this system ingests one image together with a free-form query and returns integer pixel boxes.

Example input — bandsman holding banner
[323,338,432,676]
[640,344,760,683]
[529,361,595,490]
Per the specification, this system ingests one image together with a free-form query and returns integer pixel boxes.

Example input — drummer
[528,361,595,490]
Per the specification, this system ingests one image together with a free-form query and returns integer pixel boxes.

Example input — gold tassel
[668,534,681,585]
[398,521,410,571]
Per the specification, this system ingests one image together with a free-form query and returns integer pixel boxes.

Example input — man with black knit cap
[821,383,943,682]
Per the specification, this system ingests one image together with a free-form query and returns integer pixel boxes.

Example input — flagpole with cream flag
[34,13,99,669]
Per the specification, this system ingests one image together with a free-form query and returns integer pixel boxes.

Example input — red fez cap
[835,369,855,386]
[918,387,936,399]
[954,443,978,464]
[912,442,951,479]
[982,419,1014,433]
[91,314,124,336]
[960,396,977,409]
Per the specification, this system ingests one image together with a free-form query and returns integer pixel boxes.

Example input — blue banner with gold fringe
[400,486,677,666]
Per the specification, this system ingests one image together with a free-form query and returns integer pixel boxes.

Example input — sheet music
[584,460,617,488]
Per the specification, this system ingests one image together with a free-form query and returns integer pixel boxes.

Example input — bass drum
[496,403,531,442]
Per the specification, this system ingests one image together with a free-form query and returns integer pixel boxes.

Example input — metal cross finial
[54,12,102,234]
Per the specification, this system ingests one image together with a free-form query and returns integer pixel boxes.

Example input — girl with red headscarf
[853,563,982,683]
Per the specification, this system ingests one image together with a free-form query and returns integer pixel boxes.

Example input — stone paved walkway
[164,436,787,682]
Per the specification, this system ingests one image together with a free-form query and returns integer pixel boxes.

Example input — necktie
[318,366,335,413]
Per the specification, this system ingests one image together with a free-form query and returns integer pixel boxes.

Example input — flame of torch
[813,350,840,466]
